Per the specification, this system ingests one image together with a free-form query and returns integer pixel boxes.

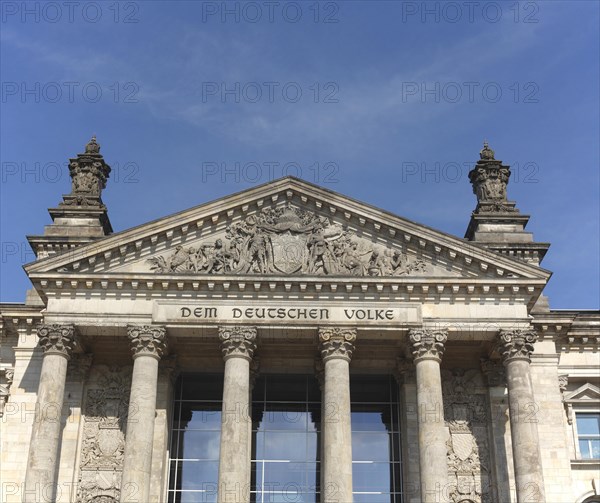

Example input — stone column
[319,327,356,503]
[498,329,546,503]
[408,328,449,503]
[24,324,78,503]
[480,358,512,503]
[217,326,257,503]
[120,325,167,503]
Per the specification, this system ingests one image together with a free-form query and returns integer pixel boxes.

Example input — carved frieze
[408,328,447,362]
[497,329,537,364]
[443,369,491,503]
[148,204,427,277]
[76,366,131,503]
[127,325,167,360]
[37,324,78,359]
[318,327,357,361]
[218,326,257,360]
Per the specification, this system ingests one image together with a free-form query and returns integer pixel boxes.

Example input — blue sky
[1,0,598,308]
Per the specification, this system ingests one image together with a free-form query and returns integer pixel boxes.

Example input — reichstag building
[0,138,598,503]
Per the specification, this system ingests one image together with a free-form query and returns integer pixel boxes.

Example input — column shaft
[319,327,356,503]
[409,329,449,503]
[217,326,256,503]
[120,325,167,503]
[24,324,77,503]
[499,329,546,503]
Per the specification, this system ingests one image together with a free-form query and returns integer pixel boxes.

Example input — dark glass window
[251,374,321,503]
[169,373,403,502]
[350,375,402,503]
[168,374,223,503]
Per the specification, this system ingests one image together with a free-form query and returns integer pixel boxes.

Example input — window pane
[577,414,600,435]
[177,404,222,431]
[352,432,391,461]
[579,439,591,458]
[591,439,600,459]
[351,406,392,432]
[178,460,219,490]
[353,462,393,492]
[260,404,308,431]
[179,431,221,460]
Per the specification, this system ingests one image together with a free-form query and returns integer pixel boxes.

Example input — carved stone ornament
[408,328,447,362]
[127,325,167,360]
[219,326,257,360]
[147,203,427,277]
[0,367,15,418]
[480,358,506,387]
[37,324,78,359]
[497,329,537,364]
[76,365,131,503]
[68,353,94,381]
[443,369,491,503]
[62,136,111,208]
[468,141,516,214]
[318,327,357,362]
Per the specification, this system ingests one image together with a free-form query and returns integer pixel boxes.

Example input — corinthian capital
[219,326,257,361]
[127,325,167,360]
[319,327,357,362]
[37,324,78,359]
[408,328,447,363]
[497,329,537,364]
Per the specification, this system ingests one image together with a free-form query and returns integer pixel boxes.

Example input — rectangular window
[576,413,600,459]
[168,374,223,503]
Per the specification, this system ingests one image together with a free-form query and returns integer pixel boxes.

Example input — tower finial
[85,135,100,154]
[480,140,495,160]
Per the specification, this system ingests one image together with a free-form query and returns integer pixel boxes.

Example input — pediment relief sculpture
[147,205,427,277]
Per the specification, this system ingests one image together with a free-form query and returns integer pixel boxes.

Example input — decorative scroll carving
[127,325,167,360]
[76,366,131,503]
[469,141,516,213]
[497,329,537,364]
[318,327,357,361]
[443,369,491,503]
[147,204,427,277]
[218,326,257,360]
[62,136,111,207]
[480,359,506,387]
[37,324,78,359]
[408,328,447,362]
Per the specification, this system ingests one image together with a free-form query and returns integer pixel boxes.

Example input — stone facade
[0,140,598,503]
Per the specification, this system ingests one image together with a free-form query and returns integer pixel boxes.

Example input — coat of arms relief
[148,204,427,276]
[442,369,492,503]
[75,366,131,503]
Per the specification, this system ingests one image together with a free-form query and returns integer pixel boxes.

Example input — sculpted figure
[367,250,386,276]
[305,230,335,274]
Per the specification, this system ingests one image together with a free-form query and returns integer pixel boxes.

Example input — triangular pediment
[25,177,550,284]
[564,383,600,403]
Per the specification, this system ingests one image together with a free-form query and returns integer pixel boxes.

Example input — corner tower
[465,141,550,267]
[26,136,113,260]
